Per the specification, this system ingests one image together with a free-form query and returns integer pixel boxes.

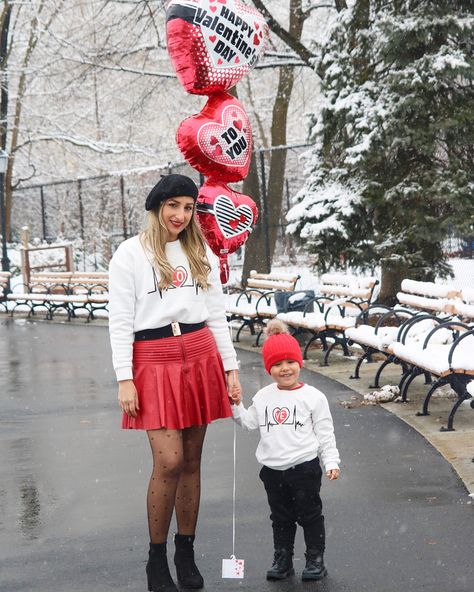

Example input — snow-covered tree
[287,0,474,302]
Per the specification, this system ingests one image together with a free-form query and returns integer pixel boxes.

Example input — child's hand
[229,384,242,405]
[326,468,340,480]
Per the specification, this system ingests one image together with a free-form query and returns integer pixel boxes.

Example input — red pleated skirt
[123,326,232,430]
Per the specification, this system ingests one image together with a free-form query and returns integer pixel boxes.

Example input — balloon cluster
[166,0,269,283]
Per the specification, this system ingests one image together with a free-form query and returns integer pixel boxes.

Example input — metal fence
[10,143,311,270]
[10,145,474,281]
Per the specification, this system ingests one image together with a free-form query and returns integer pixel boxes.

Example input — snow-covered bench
[29,271,108,293]
[345,280,468,389]
[226,271,300,344]
[246,270,300,292]
[226,289,278,344]
[345,306,417,385]
[396,279,460,314]
[7,271,109,321]
[276,274,378,365]
[451,288,474,322]
[388,319,474,431]
[0,271,12,311]
[318,273,378,304]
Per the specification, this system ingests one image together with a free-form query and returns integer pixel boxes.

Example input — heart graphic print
[214,194,253,238]
[198,105,250,167]
[172,266,188,288]
[273,407,290,425]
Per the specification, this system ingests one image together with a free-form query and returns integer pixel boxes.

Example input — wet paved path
[1,318,473,592]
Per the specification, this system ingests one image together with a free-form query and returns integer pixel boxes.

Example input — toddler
[231,319,340,581]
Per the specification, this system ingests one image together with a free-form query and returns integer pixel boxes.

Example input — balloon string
[225,282,236,558]
[232,420,236,557]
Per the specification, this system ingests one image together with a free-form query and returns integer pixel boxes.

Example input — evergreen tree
[287,0,473,303]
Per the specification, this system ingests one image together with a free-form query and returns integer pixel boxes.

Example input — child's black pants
[259,457,325,552]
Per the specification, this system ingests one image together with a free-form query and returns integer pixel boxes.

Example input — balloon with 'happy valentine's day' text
[177,92,252,183]
[166,0,269,95]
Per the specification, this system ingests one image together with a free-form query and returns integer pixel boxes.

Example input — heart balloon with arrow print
[196,179,258,282]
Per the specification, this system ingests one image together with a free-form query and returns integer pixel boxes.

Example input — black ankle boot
[302,549,327,581]
[173,533,204,589]
[146,543,178,592]
[266,548,294,580]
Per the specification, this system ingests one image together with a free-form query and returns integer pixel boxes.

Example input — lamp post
[0,149,9,272]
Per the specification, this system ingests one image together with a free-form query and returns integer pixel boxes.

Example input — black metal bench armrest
[302,296,334,315]
[323,298,364,321]
[354,304,393,327]
[235,289,263,305]
[255,291,277,311]
[396,313,442,344]
[373,308,415,334]
[421,321,471,350]
[447,328,474,366]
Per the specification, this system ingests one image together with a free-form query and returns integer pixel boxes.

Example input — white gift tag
[222,555,245,579]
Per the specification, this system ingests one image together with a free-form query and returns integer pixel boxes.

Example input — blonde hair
[141,203,212,290]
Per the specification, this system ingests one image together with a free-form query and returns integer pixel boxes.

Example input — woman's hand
[326,468,340,481]
[226,370,242,405]
[118,379,140,418]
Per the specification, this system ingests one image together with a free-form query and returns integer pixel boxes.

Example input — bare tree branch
[251,0,316,67]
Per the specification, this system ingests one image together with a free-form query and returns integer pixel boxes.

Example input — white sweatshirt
[108,235,238,381]
[232,382,340,472]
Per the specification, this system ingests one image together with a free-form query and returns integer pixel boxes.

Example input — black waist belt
[134,322,206,341]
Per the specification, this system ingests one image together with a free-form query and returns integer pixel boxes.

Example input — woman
[108,173,241,592]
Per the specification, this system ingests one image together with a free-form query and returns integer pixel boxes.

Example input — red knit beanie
[261,319,303,374]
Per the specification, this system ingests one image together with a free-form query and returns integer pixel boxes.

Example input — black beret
[145,174,199,211]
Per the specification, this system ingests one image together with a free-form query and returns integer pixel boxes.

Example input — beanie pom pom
[265,318,290,338]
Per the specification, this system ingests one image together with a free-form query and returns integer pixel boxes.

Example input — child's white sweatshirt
[108,235,238,381]
[232,382,340,472]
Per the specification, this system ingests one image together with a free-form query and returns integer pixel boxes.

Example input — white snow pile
[364,385,400,405]
[339,385,400,408]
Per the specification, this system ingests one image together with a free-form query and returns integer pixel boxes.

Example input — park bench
[396,279,460,314]
[226,271,300,344]
[226,289,279,345]
[7,271,109,321]
[345,279,460,386]
[388,316,474,431]
[344,279,474,430]
[245,270,300,292]
[451,288,474,322]
[0,271,12,312]
[276,273,378,365]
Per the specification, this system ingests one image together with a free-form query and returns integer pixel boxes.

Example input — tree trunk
[242,0,307,277]
[0,5,11,242]
[241,150,267,282]
[266,65,295,262]
[377,259,408,306]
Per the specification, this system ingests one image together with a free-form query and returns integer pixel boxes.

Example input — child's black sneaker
[266,548,295,580]
[301,549,327,581]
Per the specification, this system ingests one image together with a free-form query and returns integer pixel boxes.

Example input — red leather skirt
[122,326,232,430]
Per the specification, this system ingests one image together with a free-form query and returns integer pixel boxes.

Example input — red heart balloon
[166,0,269,95]
[196,180,258,260]
[177,92,252,183]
